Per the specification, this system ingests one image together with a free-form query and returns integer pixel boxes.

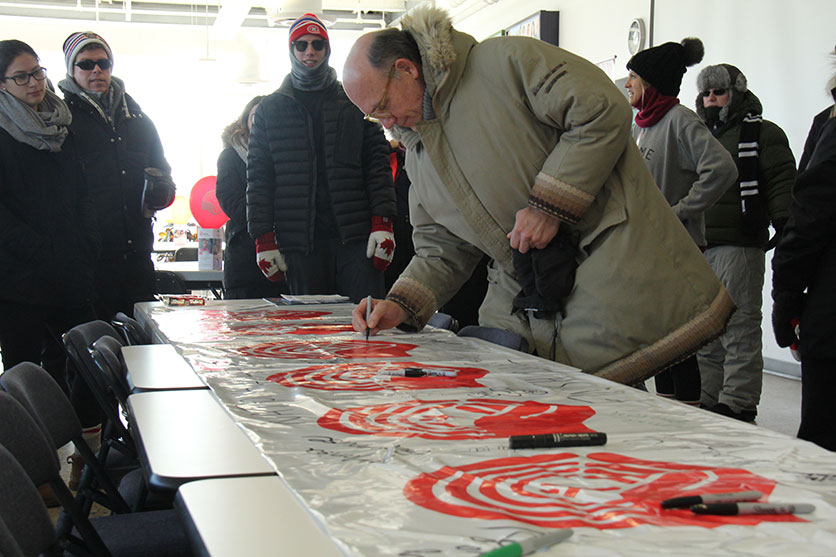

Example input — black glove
[772,290,804,348]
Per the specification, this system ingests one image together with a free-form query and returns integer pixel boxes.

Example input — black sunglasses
[292,39,327,52]
[700,88,727,97]
[74,58,112,71]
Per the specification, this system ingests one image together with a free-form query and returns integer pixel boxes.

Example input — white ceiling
[0,0,430,30]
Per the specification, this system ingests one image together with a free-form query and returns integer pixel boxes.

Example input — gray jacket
[632,104,737,245]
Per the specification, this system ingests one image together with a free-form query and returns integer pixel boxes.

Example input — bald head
[344,29,426,130]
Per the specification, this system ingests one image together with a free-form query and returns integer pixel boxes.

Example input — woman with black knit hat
[624,37,738,406]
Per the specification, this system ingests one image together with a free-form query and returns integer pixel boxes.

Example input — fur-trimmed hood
[400,5,457,90]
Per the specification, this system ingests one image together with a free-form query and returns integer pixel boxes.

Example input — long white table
[127,389,275,491]
[176,476,344,556]
[135,299,836,556]
[122,344,207,392]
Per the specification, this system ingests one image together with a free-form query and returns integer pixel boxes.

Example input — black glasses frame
[74,58,112,71]
[700,88,727,98]
[292,39,327,52]
[3,67,47,86]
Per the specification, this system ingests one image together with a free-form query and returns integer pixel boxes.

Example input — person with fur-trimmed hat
[693,64,796,422]
[624,38,738,405]
[246,13,396,302]
[341,8,735,388]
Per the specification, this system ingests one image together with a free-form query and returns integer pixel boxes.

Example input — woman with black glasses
[0,40,99,462]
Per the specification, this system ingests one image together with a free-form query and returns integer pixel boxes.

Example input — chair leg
[50,478,111,556]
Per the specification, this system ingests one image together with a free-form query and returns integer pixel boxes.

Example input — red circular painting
[318,398,595,439]
[237,339,418,360]
[267,361,488,391]
[230,323,355,335]
[405,452,803,529]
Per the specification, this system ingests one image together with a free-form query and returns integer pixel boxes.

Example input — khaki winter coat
[387,7,734,385]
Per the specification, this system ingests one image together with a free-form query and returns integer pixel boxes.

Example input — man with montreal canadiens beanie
[246,13,397,302]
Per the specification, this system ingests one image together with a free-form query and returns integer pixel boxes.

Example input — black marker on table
[661,490,762,509]
[691,502,815,515]
[509,432,607,449]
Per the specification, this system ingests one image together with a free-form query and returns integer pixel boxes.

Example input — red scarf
[634,86,679,128]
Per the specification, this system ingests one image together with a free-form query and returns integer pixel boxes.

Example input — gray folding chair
[64,321,138,461]
[0,444,60,557]
[0,362,131,522]
[0,392,192,556]
[112,312,151,346]
[427,312,460,333]
[457,325,530,352]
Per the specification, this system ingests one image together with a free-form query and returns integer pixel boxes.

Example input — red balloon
[189,176,228,229]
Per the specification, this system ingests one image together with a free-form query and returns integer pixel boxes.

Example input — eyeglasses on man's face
[700,88,727,98]
[3,66,47,86]
[364,64,396,123]
[75,58,112,71]
[292,39,327,52]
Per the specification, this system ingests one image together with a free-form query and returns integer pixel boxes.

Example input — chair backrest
[0,361,81,450]
[174,246,198,261]
[0,444,59,557]
[90,336,131,405]
[457,325,530,352]
[63,321,128,440]
[112,311,151,346]
[155,270,188,294]
[0,514,25,557]
[427,312,460,333]
[0,393,111,556]
[0,392,60,489]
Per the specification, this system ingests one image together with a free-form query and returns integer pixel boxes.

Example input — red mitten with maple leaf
[366,216,395,271]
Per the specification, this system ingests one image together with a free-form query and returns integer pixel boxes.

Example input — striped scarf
[738,113,767,231]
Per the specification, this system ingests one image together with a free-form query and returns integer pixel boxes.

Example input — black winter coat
[216,147,278,291]
[772,116,836,357]
[0,129,98,308]
[62,91,169,257]
[246,76,396,253]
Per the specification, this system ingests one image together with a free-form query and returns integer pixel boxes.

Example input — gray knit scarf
[289,47,337,91]
[0,88,71,151]
[58,74,132,124]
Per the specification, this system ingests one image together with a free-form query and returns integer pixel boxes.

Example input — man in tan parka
[343,6,734,386]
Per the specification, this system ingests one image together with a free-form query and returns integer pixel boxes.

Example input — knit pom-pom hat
[63,31,112,76]
[627,37,704,96]
[288,13,329,47]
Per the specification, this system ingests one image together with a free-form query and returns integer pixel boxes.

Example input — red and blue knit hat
[63,31,112,76]
[288,13,329,47]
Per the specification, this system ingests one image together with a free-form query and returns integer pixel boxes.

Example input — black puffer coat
[246,76,395,252]
[0,129,98,308]
[772,116,836,357]
[62,91,169,257]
